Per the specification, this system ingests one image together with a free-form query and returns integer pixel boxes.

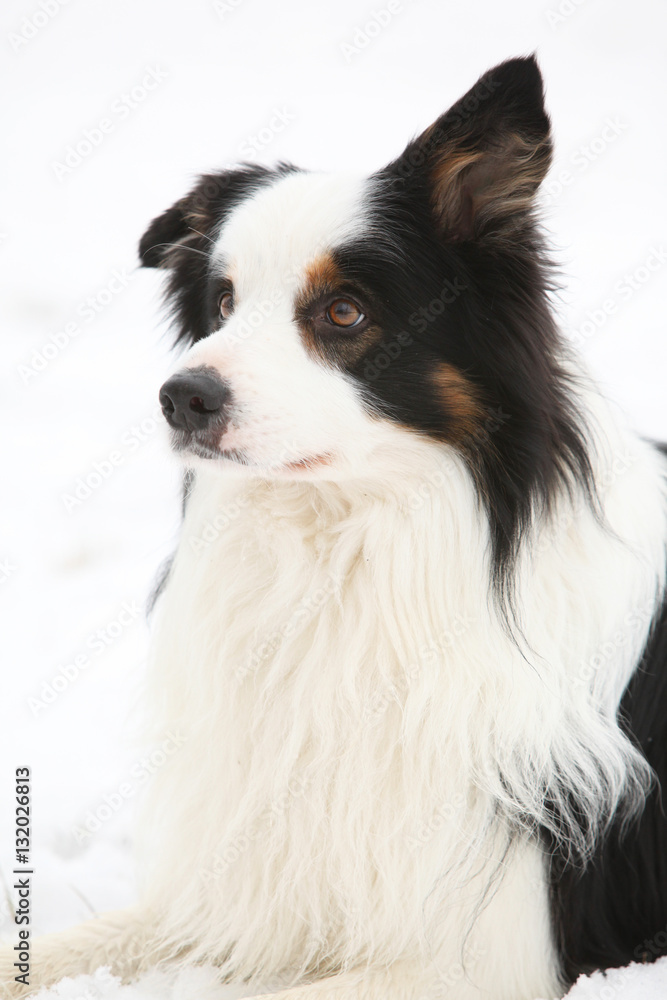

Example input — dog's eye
[325,299,365,329]
[218,292,234,320]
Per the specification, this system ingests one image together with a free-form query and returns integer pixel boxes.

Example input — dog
[3,55,667,1000]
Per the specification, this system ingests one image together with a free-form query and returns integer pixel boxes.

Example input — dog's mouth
[170,429,333,475]
[170,429,224,462]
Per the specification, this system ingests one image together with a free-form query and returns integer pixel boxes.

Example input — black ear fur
[139,199,193,268]
[138,164,297,269]
[387,56,552,239]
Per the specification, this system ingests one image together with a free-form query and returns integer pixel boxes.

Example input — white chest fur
[139,426,666,998]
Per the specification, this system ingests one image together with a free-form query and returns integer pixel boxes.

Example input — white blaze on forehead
[211,170,367,294]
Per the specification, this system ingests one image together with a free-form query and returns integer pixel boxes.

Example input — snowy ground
[21,959,667,1000]
[0,0,665,997]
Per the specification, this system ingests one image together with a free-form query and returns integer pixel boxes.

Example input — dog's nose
[159,369,231,432]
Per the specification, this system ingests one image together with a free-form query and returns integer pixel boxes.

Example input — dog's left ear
[386,56,551,240]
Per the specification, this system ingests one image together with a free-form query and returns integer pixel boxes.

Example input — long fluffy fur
[137,400,666,998]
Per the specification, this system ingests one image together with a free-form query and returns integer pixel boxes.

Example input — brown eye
[325,298,364,328]
[218,291,234,320]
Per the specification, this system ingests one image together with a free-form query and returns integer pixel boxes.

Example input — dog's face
[141,56,575,504]
[152,168,410,479]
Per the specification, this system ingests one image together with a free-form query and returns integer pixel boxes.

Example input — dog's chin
[171,430,336,480]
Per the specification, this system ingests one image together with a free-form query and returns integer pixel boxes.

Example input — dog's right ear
[138,197,194,268]
[138,172,240,269]
[138,165,287,269]
[138,166,292,344]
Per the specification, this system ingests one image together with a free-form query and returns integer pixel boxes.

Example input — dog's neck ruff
[140,403,666,987]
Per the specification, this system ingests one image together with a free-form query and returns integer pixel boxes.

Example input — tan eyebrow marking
[295,252,383,369]
[301,253,342,294]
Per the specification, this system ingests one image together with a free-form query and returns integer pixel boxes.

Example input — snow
[0,0,665,997]
[28,966,259,1000]
[20,957,667,1000]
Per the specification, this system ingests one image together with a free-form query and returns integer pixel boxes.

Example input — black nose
[159,369,230,432]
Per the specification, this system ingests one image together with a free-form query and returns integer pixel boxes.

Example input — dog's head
[141,56,590,577]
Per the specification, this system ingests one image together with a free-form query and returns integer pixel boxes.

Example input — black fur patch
[146,470,196,616]
[547,584,667,984]
[331,59,594,608]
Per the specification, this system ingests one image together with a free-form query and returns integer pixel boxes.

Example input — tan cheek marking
[432,363,483,443]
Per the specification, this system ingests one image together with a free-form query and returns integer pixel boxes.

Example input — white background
[1,0,666,945]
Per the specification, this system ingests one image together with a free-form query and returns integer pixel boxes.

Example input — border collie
[5,55,667,1000]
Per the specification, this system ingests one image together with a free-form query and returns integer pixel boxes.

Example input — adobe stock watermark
[71,731,187,845]
[408,276,469,333]
[363,329,414,380]
[416,944,488,999]
[183,439,324,555]
[363,275,469,381]
[635,922,667,964]
[210,252,333,346]
[534,444,639,558]
[340,1,404,63]
[212,0,246,16]
[61,406,163,513]
[27,600,143,716]
[188,494,251,553]
[571,245,667,348]
[545,0,589,29]
[239,108,296,160]
[218,289,284,346]
[17,266,135,384]
[576,964,639,1000]
[542,116,628,207]
[406,793,466,852]
[51,66,168,180]
[200,773,309,882]
[234,573,342,682]
[0,558,17,585]
[390,73,502,182]
[8,0,72,52]
[215,250,332,342]
[363,613,477,724]
[573,600,656,690]
[403,406,510,514]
